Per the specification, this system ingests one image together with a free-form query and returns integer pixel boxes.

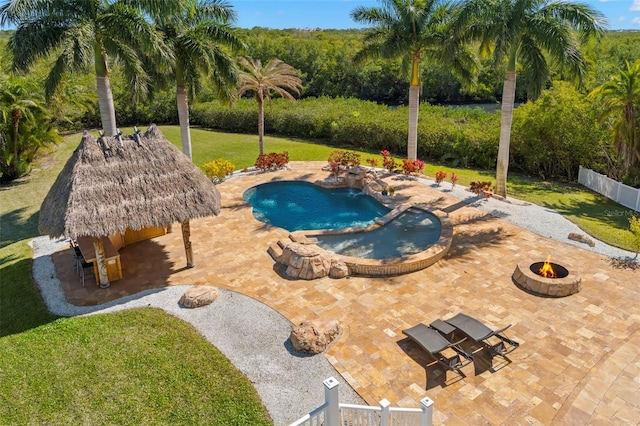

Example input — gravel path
[28,179,636,425]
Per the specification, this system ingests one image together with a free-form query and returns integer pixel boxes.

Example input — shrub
[630,215,640,260]
[255,151,289,171]
[435,170,447,185]
[365,158,379,168]
[401,159,425,175]
[381,150,399,172]
[469,181,492,197]
[328,150,361,169]
[202,158,235,182]
[450,172,459,188]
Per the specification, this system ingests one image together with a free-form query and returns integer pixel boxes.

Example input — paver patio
[52,162,640,425]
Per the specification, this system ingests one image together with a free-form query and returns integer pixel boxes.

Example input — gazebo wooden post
[182,220,194,268]
[92,237,110,288]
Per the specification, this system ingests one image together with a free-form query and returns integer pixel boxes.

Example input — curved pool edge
[290,205,453,277]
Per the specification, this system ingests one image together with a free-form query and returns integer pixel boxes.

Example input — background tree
[351,0,475,161]
[589,60,640,183]
[455,0,606,197]
[0,0,181,136]
[236,57,302,155]
[154,0,244,160]
[0,76,60,181]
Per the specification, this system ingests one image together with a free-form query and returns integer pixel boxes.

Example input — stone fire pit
[512,260,582,297]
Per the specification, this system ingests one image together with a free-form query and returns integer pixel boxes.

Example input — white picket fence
[578,166,640,212]
[289,377,434,426]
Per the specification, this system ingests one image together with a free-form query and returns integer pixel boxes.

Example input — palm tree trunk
[407,56,420,162]
[176,86,192,160]
[495,70,517,198]
[95,43,117,136]
[258,95,265,155]
[11,108,21,162]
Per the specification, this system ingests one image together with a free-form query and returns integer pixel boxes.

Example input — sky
[230,0,640,31]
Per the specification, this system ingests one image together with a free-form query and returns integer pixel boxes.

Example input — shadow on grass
[0,207,40,249]
[0,256,58,337]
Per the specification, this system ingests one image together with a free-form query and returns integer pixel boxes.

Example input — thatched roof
[39,124,221,239]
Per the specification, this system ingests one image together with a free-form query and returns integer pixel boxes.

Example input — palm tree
[154,0,244,160]
[237,57,302,155]
[351,0,475,162]
[0,77,59,181]
[0,0,182,136]
[589,60,640,178]
[454,0,606,197]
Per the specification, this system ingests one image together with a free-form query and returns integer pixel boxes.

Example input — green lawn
[1,125,637,424]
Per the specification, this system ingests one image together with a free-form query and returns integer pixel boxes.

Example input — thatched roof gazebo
[39,124,221,287]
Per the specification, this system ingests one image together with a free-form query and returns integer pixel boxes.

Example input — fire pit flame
[538,256,557,278]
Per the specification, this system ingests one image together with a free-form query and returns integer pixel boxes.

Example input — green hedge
[191,97,501,169]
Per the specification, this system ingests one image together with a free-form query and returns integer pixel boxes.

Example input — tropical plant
[237,57,302,155]
[351,0,475,161]
[435,170,447,185]
[254,151,289,171]
[588,60,640,180]
[454,0,606,197]
[202,157,235,182]
[153,0,244,160]
[0,0,181,136]
[0,76,60,181]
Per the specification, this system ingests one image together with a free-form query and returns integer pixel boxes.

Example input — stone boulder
[280,242,332,280]
[329,259,349,278]
[179,286,218,308]
[568,232,595,247]
[290,319,342,354]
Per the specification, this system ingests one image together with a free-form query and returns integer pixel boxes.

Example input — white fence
[578,166,640,212]
[289,377,434,426]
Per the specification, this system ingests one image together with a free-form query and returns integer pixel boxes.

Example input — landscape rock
[329,260,349,278]
[179,286,218,308]
[568,232,595,247]
[280,242,332,280]
[290,319,342,354]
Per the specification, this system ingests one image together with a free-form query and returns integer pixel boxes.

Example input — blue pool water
[243,181,390,231]
[314,208,442,259]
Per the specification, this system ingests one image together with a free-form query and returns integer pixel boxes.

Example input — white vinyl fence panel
[578,166,640,212]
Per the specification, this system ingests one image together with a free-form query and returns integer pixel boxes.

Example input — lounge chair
[402,323,473,373]
[431,313,519,358]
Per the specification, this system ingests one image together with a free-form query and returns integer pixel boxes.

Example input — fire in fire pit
[538,256,556,278]
[530,256,569,280]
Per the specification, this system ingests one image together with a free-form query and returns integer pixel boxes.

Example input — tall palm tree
[589,60,640,178]
[154,0,244,160]
[455,0,606,197]
[0,0,182,136]
[351,0,475,162]
[237,57,302,155]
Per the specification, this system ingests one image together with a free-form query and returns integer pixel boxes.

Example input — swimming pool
[313,208,442,259]
[242,181,390,231]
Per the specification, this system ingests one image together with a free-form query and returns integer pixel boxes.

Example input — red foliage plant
[255,151,289,171]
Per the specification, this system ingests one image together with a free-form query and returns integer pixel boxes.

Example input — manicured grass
[0,308,271,425]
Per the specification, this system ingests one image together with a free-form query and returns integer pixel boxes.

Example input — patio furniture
[432,313,519,358]
[402,323,473,373]
[71,243,93,287]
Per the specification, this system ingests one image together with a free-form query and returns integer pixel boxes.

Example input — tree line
[1,1,639,191]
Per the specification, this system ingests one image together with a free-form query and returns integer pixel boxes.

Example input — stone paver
[53,162,640,425]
